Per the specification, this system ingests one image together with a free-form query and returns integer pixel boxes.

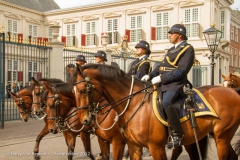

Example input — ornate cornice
[44,20,59,26]
[151,5,173,12]
[63,18,79,24]
[82,15,99,21]
[126,8,146,15]
[179,0,204,8]
[26,18,41,25]
[4,12,21,20]
[103,12,122,18]
[0,1,43,15]
[44,0,154,16]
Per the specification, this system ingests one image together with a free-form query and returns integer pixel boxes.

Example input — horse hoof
[95,155,102,160]
[122,157,128,160]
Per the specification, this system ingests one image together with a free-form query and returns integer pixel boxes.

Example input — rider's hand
[151,76,161,85]
[141,75,150,82]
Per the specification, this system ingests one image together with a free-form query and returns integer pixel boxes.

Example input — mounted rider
[94,50,107,64]
[141,24,195,148]
[127,40,152,79]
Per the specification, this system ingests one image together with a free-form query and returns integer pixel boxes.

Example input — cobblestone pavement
[0,120,239,160]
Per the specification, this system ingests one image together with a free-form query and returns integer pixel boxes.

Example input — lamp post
[203,24,222,85]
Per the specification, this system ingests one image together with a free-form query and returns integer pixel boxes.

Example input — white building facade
[0,0,235,86]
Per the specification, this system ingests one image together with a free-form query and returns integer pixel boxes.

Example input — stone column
[49,25,64,80]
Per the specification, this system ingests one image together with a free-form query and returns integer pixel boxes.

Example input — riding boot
[165,105,183,149]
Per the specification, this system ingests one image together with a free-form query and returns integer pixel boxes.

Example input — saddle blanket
[152,87,218,126]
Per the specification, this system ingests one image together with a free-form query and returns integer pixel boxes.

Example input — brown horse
[43,80,126,160]
[222,73,240,88]
[9,86,57,160]
[72,64,240,160]
[31,77,95,160]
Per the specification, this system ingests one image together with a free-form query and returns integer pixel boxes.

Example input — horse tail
[188,135,209,160]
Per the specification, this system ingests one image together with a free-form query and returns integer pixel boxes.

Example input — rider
[94,50,107,64]
[75,55,87,66]
[141,24,195,148]
[127,40,152,79]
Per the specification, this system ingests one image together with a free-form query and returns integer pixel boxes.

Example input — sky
[54,0,240,10]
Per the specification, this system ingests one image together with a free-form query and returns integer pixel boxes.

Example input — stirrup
[166,135,183,149]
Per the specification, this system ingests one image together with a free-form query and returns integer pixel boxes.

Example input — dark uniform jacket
[127,55,151,79]
[149,41,194,96]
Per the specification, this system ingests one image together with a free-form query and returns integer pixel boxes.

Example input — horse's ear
[31,77,38,85]
[230,72,232,76]
[76,63,83,75]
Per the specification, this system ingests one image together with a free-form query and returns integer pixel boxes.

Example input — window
[66,24,76,46]
[235,28,238,42]
[235,48,238,67]
[156,12,169,40]
[48,27,52,42]
[220,11,225,39]
[7,19,18,39]
[29,24,38,42]
[184,8,199,38]
[86,22,96,46]
[231,26,234,40]
[106,19,118,44]
[130,16,142,42]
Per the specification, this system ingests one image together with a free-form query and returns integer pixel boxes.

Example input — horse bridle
[46,86,72,132]
[15,92,32,118]
[224,79,236,88]
[32,85,46,110]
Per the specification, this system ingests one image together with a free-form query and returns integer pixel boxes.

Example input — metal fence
[0,33,5,128]
[0,35,51,127]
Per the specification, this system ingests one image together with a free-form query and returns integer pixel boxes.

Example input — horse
[71,63,240,160]
[43,80,126,160]
[222,73,240,88]
[31,77,95,160]
[9,86,58,160]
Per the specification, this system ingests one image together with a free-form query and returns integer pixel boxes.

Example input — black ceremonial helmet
[135,40,151,55]
[75,55,87,63]
[168,24,188,40]
[94,50,107,62]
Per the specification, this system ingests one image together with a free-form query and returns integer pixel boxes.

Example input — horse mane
[54,83,73,96]
[39,78,64,83]
[68,64,127,84]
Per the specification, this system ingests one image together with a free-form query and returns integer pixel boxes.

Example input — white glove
[151,76,161,85]
[141,75,150,82]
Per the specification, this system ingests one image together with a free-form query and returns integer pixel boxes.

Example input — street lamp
[203,24,222,85]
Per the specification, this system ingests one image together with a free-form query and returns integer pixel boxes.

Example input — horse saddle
[152,87,218,126]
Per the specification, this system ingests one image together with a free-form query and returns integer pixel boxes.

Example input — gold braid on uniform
[166,45,190,67]
[137,60,152,72]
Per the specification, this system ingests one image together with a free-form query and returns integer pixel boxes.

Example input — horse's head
[46,83,74,133]
[222,73,237,88]
[31,77,47,119]
[72,64,103,126]
[10,88,33,122]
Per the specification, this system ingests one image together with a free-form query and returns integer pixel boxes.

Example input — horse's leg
[127,142,143,160]
[97,136,110,160]
[79,131,95,160]
[62,131,76,160]
[170,146,183,160]
[228,145,238,160]
[33,123,49,160]
[148,144,167,160]
[111,140,125,160]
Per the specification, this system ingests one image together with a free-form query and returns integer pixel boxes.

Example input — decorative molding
[63,18,79,24]
[4,12,21,20]
[82,15,99,21]
[151,5,173,12]
[44,20,59,26]
[26,18,41,25]
[103,12,122,18]
[126,8,146,15]
[179,0,204,8]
